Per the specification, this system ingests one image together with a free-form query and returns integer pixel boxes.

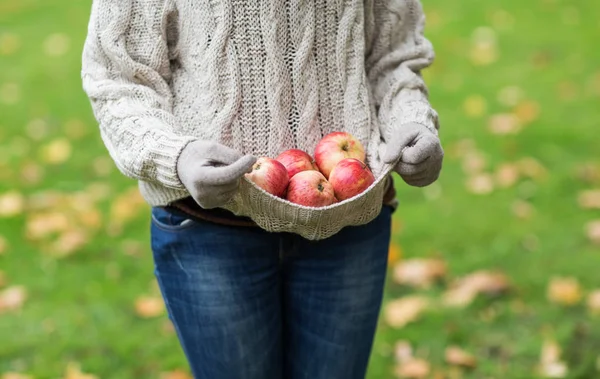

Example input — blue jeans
[150,205,392,379]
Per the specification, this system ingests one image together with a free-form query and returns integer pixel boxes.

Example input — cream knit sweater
[82,0,439,207]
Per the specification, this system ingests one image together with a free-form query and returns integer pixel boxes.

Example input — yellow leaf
[586,221,600,245]
[394,340,414,363]
[539,340,568,378]
[466,173,494,195]
[488,113,522,135]
[384,296,429,329]
[443,271,510,308]
[62,362,98,379]
[495,163,520,188]
[63,119,89,140]
[547,277,582,306]
[587,290,600,315]
[512,200,535,220]
[0,191,24,218]
[461,151,487,175]
[41,138,72,164]
[50,230,89,257]
[445,346,477,368]
[517,157,548,181]
[0,286,27,313]
[20,161,44,186]
[43,33,70,57]
[135,296,165,318]
[388,243,402,265]
[26,211,70,240]
[394,358,431,379]
[463,95,487,118]
[392,258,446,289]
[514,100,541,124]
[578,190,600,209]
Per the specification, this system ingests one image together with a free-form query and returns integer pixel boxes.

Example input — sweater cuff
[145,132,197,190]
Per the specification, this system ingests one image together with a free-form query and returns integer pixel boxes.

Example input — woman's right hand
[177,140,256,209]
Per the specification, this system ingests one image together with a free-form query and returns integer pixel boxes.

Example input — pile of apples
[245,132,375,207]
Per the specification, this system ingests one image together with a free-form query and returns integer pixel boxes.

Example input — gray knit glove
[177,140,256,209]
[382,122,444,187]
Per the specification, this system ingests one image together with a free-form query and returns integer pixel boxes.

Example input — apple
[314,131,366,178]
[286,170,337,207]
[328,158,375,201]
[275,149,318,178]
[245,157,289,197]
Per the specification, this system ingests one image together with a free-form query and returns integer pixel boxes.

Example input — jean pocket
[151,207,198,232]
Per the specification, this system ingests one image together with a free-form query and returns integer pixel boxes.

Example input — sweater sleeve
[365,0,440,138]
[81,0,196,189]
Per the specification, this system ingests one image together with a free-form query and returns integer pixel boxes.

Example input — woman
[81,0,443,378]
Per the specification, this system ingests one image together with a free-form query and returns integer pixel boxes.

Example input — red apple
[245,157,289,197]
[286,170,337,207]
[314,131,366,178]
[275,149,318,178]
[328,158,375,201]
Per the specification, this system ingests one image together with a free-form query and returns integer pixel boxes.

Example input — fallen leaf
[0,286,27,313]
[495,163,520,188]
[92,156,113,177]
[41,138,72,164]
[512,200,535,220]
[466,173,494,195]
[469,27,498,66]
[497,85,524,107]
[63,119,89,140]
[50,230,89,257]
[578,190,600,209]
[388,242,402,265]
[488,113,522,135]
[1,373,32,379]
[43,33,70,57]
[575,163,600,185]
[63,362,98,379]
[586,290,600,315]
[395,358,431,378]
[586,221,600,245]
[517,157,548,181]
[393,258,446,289]
[445,346,477,368]
[26,212,70,240]
[463,95,487,118]
[384,296,430,328]
[443,270,510,307]
[514,100,540,124]
[160,370,193,379]
[135,296,165,318]
[0,191,24,217]
[110,187,147,224]
[547,277,582,306]
[539,340,568,378]
[394,340,414,363]
[461,151,487,174]
[20,161,44,185]
[448,139,476,159]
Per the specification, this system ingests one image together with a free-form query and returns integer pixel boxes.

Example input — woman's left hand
[381,122,444,187]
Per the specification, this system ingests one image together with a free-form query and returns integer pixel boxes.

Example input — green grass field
[1,0,599,378]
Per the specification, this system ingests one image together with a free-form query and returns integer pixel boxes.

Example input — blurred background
[1,0,599,378]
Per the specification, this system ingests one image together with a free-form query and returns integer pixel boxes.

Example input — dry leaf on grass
[394,340,414,363]
[514,100,541,124]
[539,340,568,378]
[512,200,535,220]
[0,286,27,313]
[461,151,487,175]
[517,157,548,181]
[443,270,510,307]
[585,220,600,245]
[463,95,487,118]
[40,138,72,164]
[586,290,600,315]
[135,296,165,318]
[50,230,89,257]
[0,191,24,217]
[62,362,98,379]
[384,296,430,328]
[445,346,477,368]
[578,190,600,209]
[394,358,431,379]
[495,163,520,188]
[160,370,194,379]
[547,277,582,306]
[1,373,33,379]
[488,113,521,135]
[466,173,494,195]
[393,258,447,289]
[388,242,402,265]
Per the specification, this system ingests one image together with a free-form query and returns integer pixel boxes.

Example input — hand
[177,140,256,209]
[381,123,444,187]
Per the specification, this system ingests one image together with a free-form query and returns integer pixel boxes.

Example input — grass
[1,0,599,378]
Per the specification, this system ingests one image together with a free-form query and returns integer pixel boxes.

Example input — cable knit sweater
[82,0,439,207]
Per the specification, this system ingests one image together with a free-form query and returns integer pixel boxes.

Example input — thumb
[203,155,257,185]
[381,128,421,164]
